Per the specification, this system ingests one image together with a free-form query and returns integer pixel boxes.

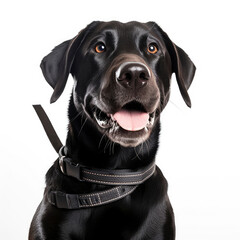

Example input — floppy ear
[151,23,196,107]
[40,21,99,103]
[40,34,84,103]
[171,43,196,107]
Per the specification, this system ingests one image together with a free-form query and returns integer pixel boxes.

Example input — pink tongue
[112,110,149,131]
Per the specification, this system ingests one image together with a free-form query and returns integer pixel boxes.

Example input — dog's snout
[115,62,150,89]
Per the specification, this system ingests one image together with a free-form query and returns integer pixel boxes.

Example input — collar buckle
[58,146,84,181]
[59,155,66,174]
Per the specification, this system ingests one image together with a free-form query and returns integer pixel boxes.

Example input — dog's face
[72,22,170,147]
[41,21,195,147]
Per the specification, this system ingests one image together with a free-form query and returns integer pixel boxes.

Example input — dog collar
[58,146,155,186]
[33,105,156,209]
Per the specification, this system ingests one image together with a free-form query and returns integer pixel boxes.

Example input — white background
[1,0,240,239]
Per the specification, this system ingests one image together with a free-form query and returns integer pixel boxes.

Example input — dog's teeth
[94,110,114,129]
[147,114,155,127]
[109,121,119,133]
[110,114,116,121]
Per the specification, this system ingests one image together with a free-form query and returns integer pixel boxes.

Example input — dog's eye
[147,44,158,54]
[95,43,106,53]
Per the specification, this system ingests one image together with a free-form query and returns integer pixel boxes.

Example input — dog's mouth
[91,101,158,147]
[93,101,155,131]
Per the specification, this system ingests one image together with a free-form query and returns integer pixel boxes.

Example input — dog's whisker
[77,117,88,137]
[109,140,115,155]
[107,140,112,155]
[104,138,111,154]
[109,141,113,155]
[134,147,141,160]
[98,131,108,150]
[109,141,112,155]
[144,139,150,156]
[110,141,114,155]
[140,142,144,155]
[80,112,86,126]
[137,144,144,160]
[69,110,83,123]
[112,142,115,155]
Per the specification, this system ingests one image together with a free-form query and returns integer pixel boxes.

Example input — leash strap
[33,105,155,209]
[33,105,63,153]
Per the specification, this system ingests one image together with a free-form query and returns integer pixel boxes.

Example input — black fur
[29,21,195,240]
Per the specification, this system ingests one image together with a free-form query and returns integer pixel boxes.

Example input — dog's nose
[115,62,150,89]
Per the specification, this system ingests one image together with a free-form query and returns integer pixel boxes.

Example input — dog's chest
[48,173,166,239]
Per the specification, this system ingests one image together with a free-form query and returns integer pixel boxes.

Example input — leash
[33,105,156,209]
[33,105,63,153]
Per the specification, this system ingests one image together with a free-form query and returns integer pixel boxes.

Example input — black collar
[58,146,155,186]
[33,104,156,209]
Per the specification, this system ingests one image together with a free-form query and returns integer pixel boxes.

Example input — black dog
[29,21,195,240]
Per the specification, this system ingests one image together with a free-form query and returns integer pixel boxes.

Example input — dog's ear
[170,43,196,107]
[40,34,83,103]
[40,22,99,103]
[150,22,196,107]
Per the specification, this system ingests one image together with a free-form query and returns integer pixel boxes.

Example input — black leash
[33,105,63,153]
[33,105,156,209]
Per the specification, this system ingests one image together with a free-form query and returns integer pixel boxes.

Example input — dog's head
[41,21,195,147]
